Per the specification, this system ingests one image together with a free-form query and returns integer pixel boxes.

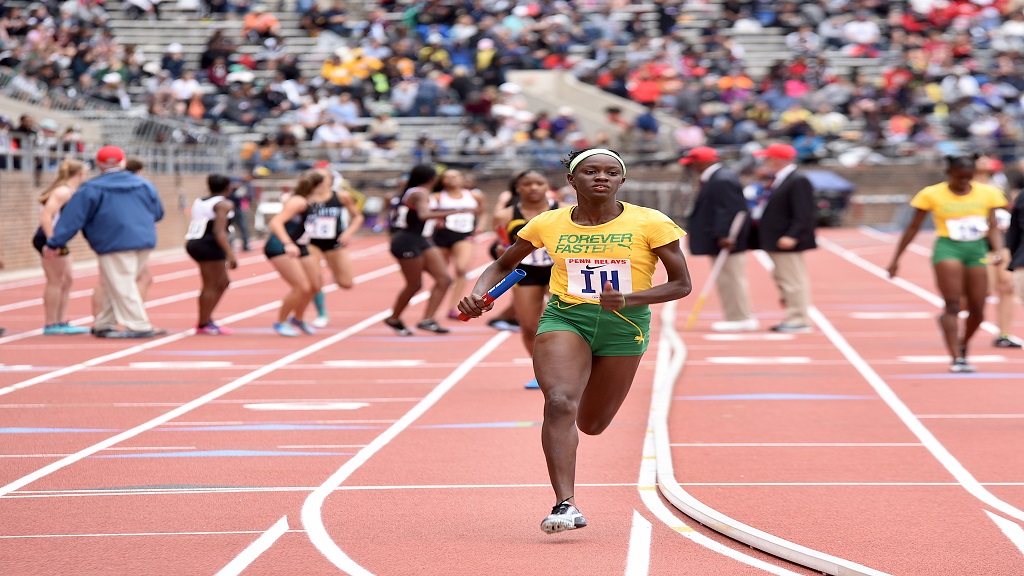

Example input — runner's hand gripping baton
[685,211,747,331]
[458,268,527,321]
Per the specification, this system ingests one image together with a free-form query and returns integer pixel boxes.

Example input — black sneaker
[383,318,413,336]
[541,499,587,534]
[994,335,1023,348]
[950,357,977,373]
[91,327,117,338]
[416,319,450,334]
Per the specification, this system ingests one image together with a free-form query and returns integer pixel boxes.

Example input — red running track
[0,229,1021,575]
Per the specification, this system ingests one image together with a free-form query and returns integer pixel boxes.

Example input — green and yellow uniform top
[516,202,685,305]
[910,182,1007,241]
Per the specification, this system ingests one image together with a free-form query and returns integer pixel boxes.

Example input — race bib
[309,215,338,239]
[185,218,208,240]
[565,258,632,301]
[946,215,988,242]
[996,208,1011,232]
[445,212,475,234]
[523,246,553,267]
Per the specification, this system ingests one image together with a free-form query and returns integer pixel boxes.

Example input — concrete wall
[0,171,199,272]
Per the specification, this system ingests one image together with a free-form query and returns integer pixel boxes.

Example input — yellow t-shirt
[910,182,1007,240]
[516,202,686,305]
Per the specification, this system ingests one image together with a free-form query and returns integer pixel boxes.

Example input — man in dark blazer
[680,146,758,331]
[751,143,817,332]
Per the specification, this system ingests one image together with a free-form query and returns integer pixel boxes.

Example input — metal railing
[0,68,231,169]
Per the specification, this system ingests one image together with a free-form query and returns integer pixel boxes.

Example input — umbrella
[803,169,855,193]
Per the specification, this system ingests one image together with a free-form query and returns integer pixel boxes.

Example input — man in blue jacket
[43,145,166,338]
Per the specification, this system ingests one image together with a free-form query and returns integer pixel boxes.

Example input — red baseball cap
[96,145,126,167]
[753,143,797,161]
[678,146,720,165]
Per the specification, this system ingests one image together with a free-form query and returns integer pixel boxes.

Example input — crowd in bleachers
[3,0,1024,171]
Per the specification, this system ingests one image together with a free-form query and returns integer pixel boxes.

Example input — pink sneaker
[197,324,220,335]
[210,322,233,335]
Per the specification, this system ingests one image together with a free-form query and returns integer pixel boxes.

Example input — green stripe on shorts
[932,237,989,267]
[537,295,651,356]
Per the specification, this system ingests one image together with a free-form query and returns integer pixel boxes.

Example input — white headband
[568,148,626,176]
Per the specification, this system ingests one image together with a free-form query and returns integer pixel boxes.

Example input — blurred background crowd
[3,0,1024,172]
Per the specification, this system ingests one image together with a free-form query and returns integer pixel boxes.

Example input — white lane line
[0,264,398,396]
[322,360,424,368]
[849,312,935,320]
[857,226,932,256]
[0,276,419,498]
[898,355,1005,364]
[300,331,512,576]
[671,443,923,447]
[0,529,303,539]
[985,512,1024,556]
[215,516,290,576]
[0,255,270,313]
[918,414,1024,419]
[819,236,1002,337]
[625,510,652,576]
[809,305,1024,524]
[706,356,811,365]
[0,250,192,290]
[649,300,879,576]
[16,480,1024,500]
[703,334,795,341]
[129,362,234,369]
[243,402,369,411]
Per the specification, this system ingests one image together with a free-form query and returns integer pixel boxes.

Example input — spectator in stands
[242,5,280,45]
[320,0,352,38]
[842,11,882,57]
[455,120,498,158]
[786,24,821,56]
[161,43,186,79]
[367,110,400,147]
[312,118,355,161]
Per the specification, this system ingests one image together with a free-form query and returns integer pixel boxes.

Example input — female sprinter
[974,156,1021,348]
[493,169,560,388]
[265,169,331,337]
[307,168,365,328]
[432,168,487,320]
[458,148,692,534]
[185,174,238,334]
[887,155,1008,372]
[384,164,473,335]
[34,159,90,335]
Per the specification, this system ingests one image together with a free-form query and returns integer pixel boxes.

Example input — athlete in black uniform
[185,174,238,335]
[384,163,473,336]
[265,169,331,337]
[306,168,365,327]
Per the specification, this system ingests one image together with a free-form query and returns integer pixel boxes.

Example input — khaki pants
[715,252,754,322]
[768,251,811,326]
[96,250,152,332]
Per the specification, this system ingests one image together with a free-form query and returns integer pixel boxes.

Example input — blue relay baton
[458,269,527,322]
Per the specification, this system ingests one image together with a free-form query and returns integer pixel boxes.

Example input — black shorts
[309,238,342,252]
[33,228,69,255]
[390,231,434,259]
[518,264,552,287]
[432,228,472,249]
[264,236,310,258]
[186,239,227,262]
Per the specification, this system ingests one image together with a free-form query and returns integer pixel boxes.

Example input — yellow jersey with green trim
[910,182,1007,240]
[516,202,686,305]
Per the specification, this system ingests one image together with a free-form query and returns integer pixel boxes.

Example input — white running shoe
[541,499,587,534]
[311,315,329,329]
[950,357,977,373]
[711,319,760,332]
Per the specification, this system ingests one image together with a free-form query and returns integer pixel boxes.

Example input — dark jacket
[751,168,816,252]
[686,165,749,256]
[1007,190,1024,271]
[47,169,164,255]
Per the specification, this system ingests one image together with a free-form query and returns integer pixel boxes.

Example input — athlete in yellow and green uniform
[458,148,692,535]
